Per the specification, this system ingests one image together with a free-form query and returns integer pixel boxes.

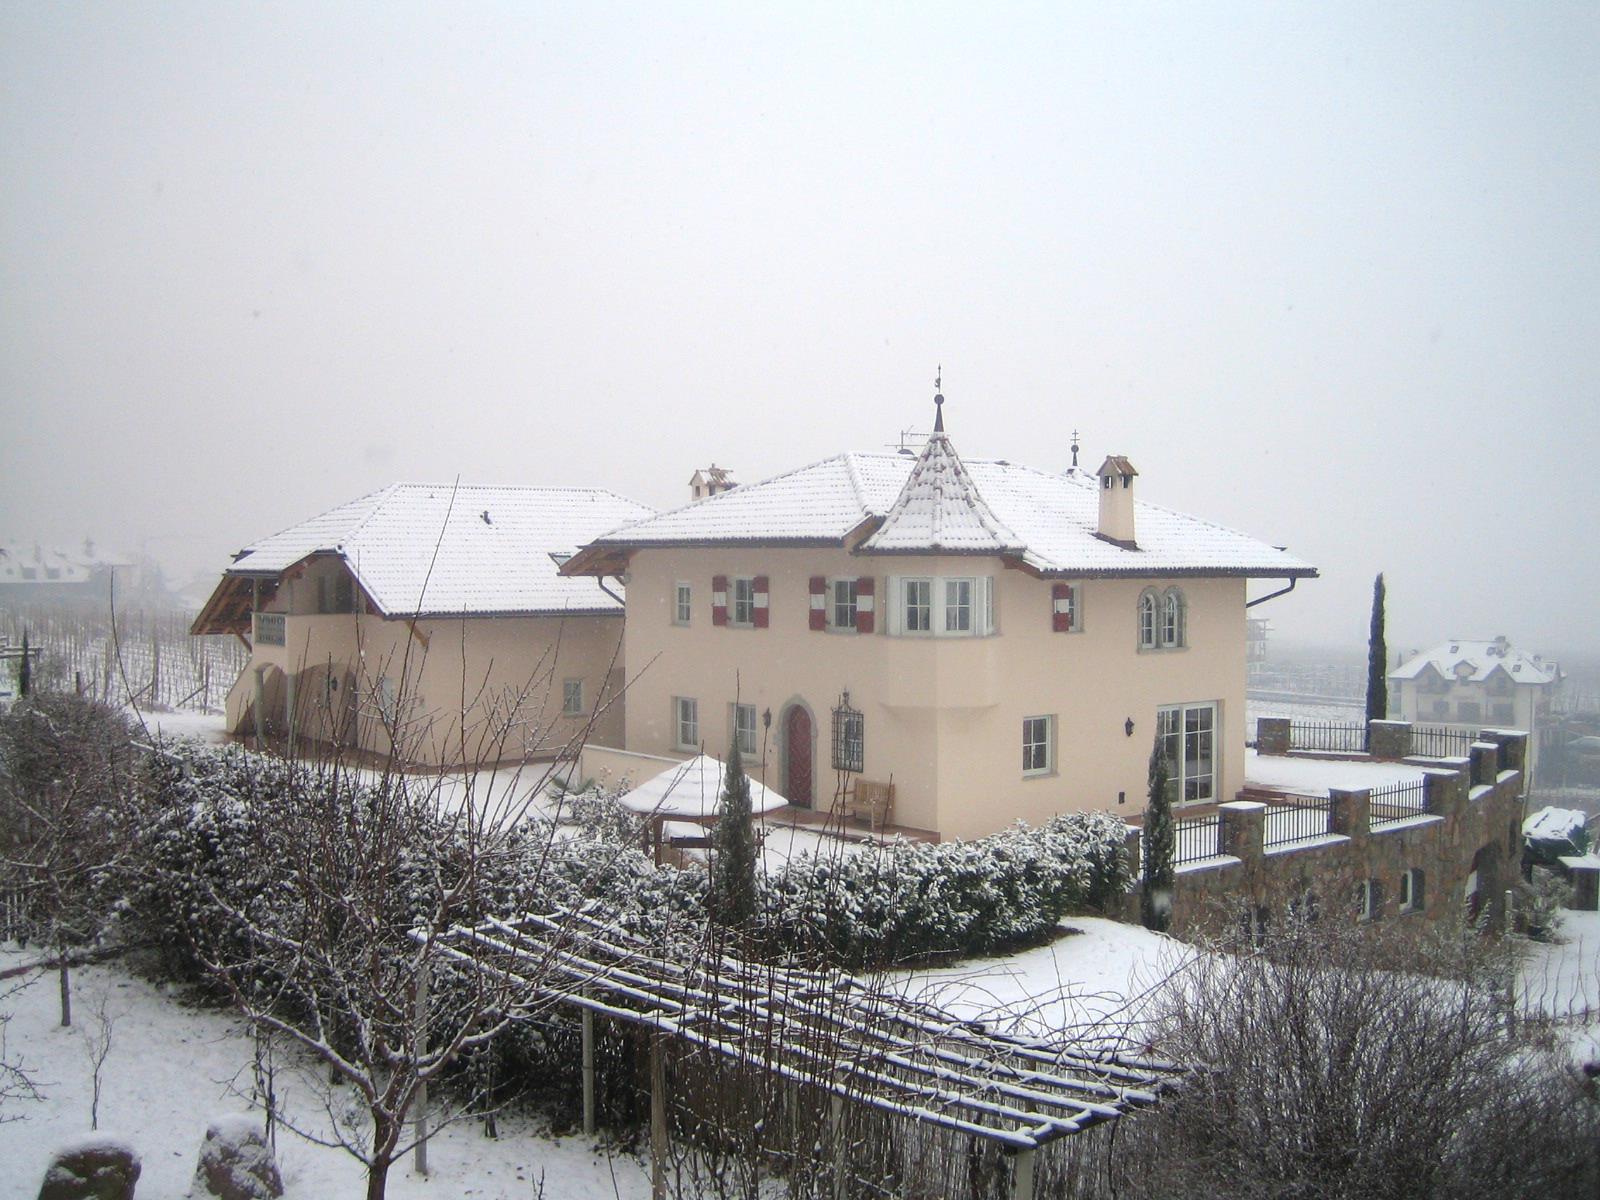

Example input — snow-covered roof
[1389,639,1559,685]
[578,442,1315,578]
[1524,806,1589,842]
[223,483,653,617]
[615,753,789,818]
[859,433,1024,555]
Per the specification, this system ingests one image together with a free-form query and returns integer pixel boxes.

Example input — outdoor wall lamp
[762,708,772,729]
[1125,717,1135,737]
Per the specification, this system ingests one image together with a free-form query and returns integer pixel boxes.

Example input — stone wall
[1129,724,1528,939]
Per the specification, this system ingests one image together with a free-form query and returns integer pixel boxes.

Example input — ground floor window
[1399,867,1425,912]
[732,702,757,756]
[1022,715,1054,775]
[673,697,699,750]
[1156,702,1216,803]
[562,678,583,717]
[831,699,864,773]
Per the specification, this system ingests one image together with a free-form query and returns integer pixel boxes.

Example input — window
[904,578,932,632]
[673,697,699,750]
[562,679,583,717]
[1357,878,1382,922]
[1051,583,1080,632]
[1157,702,1216,803]
[1431,699,1449,718]
[830,579,858,631]
[731,577,756,626]
[1161,588,1186,648]
[731,702,757,756]
[673,582,692,625]
[1457,700,1481,722]
[832,702,864,773]
[1138,590,1157,648]
[1399,868,1425,913]
[1022,715,1054,775]
[1492,702,1514,724]
[890,576,995,636]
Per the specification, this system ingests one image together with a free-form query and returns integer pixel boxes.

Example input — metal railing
[1287,720,1367,754]
[1264,797,1332,847]
[1410,724,1474,758]
[1174,814,1222,865]
[1369,780,1428,828]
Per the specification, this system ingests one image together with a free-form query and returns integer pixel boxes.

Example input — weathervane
[1071,429,1080,469]
[933,365,945,433]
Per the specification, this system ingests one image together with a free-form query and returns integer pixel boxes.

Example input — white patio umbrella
[616,753,789,820]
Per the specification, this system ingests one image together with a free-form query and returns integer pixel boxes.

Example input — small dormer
[690,464,736,502]
[1096,455,1138,548]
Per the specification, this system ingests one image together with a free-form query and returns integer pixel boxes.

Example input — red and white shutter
[753,575,770,628]
[855,576,875,634]
[712,575,728,627]
[1051,583,1074,632]
[809,576,827,630]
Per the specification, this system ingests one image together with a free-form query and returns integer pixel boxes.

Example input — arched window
[1137,590,1158,649]
[1161,588,1186,648]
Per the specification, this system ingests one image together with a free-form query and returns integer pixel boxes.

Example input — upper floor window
[562,679,584,717]
[673,696,699,750]
[1139,587,1187,650]
[904,579,932,632]
[831,579,858,631]
[731,702,757,756]
[889,576,995,637]
[731,577,756,626]
[673,582,692,625]
[1051,583,1081,633]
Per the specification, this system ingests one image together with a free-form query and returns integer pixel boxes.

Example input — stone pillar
[1256,717,1291,756]
[1559,859,1599,911]
[1470,741,1500,788]
[1328,788,1371,840]
[1424,769,1467,821]
[1484,729,1527,775]
[1367,720,1412,761]
[1219,801,1266,865]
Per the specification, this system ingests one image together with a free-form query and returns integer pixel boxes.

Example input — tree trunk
[58,939,72,1028]
[365,1154,390,1200]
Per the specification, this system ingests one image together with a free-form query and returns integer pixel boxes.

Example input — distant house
[191,483,653,767]
[563,403,1315,840]
[1389,637,1562,784]
[0,541,129,604]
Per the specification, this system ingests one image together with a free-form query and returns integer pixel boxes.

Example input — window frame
[1137,589,1158,649]
[562,678,584,718]
[903,578,933,634]
[1399,867,1425,913]
[1357,878,1382,922]
[829,577,859,633]
[673,696,699,750]
[944,578,974,633]
[832,705,864,773]
[673,581,693,626]
[1156,701,1218,804]
[890,575,996,637]
[730,577,756,627]
[1022,714,1055,777]
[731,701,757,757]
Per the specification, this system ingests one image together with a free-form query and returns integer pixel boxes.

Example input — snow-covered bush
[1516,867,1572,943]
[762,812,1130,966]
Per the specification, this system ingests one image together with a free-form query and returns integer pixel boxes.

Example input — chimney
[1096,455,1138,548]
[689,464,735,502]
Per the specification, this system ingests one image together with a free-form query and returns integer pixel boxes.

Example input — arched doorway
[783,704,814,808]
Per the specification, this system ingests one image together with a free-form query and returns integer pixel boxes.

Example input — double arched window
[1138,587,1187,650]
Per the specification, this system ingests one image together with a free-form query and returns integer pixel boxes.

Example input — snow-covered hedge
[762,813,1130,966]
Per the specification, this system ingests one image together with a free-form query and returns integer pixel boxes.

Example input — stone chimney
[689,464,735,502]
[1096,455,1138,548]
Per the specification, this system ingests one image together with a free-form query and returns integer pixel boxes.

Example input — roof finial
[1070,429,1080,469]
[933,365,945,433]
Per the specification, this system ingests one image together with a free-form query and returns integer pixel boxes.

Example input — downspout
[599,576,626,606]
[1246,577,1299,609]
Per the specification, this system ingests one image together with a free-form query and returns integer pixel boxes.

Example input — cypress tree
[1140,738,1174,933]
[1367,573,1387,724]
[18,629,30,697]
[708,743,759,930]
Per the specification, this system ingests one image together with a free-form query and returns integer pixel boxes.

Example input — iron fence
[1411,724,1475,758]
[1173,813,1222,865]
[1369,779,1428,828]
[1264,797,1333,847]
[1287,720,1367,754]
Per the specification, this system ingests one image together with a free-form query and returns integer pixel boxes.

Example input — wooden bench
[843,779,895,831]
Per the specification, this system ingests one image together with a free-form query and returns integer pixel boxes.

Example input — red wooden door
[784,706,814,808]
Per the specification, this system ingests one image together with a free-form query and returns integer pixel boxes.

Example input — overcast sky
[3,2,1596,656]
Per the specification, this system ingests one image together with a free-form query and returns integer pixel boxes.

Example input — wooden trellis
[431,905,1178,1198]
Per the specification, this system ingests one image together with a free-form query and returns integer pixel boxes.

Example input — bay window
[888,576,996,637]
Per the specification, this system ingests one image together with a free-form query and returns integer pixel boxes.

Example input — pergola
[432,906,1178,1199]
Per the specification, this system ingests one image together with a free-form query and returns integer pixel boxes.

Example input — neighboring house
[564,406,1315,840]
[1389,637,1562,784]
[191,483,653,767]
[0,541,130,604]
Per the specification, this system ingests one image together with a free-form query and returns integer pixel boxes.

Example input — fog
[3,3,1595,655]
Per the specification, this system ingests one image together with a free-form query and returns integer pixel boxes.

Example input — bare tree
[80,986,118,1130]
[0,978,44,1124]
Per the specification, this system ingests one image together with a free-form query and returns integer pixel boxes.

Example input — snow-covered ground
[1245,747,1431,795]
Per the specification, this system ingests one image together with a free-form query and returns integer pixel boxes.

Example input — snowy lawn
[1518,908,1600,1065]
[0,950,655,1200]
